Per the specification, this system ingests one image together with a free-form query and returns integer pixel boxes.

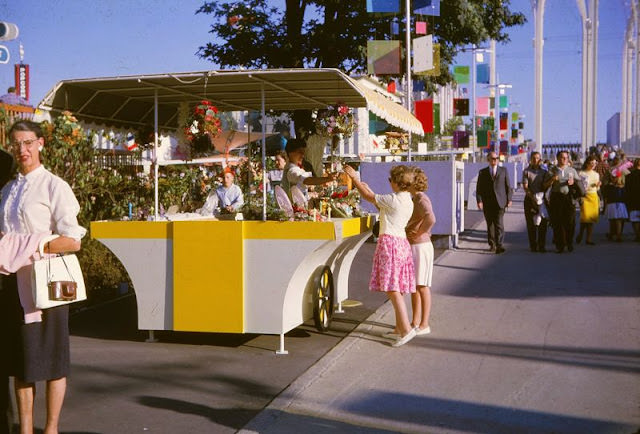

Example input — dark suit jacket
[476,165,513,210]
[0,149,15,189]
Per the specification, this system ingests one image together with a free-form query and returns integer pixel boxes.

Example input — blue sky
[0,0,629,144]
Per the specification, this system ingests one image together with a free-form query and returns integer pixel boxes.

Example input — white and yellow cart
[91,217,373,353]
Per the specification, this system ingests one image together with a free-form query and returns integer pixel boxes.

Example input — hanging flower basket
[314,104,357,139]
[384,131,408,155]
[183,100,222,156]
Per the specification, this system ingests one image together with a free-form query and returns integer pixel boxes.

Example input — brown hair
[411,166,428,191]
[389,165,414,191]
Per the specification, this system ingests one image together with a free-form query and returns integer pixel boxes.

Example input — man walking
[476,152,513,254]
[544,150,583,253]
[522,151,549,252]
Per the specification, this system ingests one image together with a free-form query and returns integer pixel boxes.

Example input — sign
[0,45,9,64]
[15,64,29,100]
[0,22,19,41]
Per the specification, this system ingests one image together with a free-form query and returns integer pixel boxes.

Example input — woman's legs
[15,379,34,434]
[585,223,594,244]
[387,292,413,336]
[411,285,431,331]
[44,377,65,434]
[576,223,585,243]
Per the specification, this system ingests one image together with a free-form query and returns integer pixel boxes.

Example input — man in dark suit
[0,148,15,433]
[476,151,513,254]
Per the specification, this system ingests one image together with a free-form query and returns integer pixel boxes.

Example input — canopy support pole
[154,89,159,220]
[261,83,267,221]
[405,0,412,161]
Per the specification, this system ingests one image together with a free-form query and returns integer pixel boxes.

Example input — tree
[196,0,525,88]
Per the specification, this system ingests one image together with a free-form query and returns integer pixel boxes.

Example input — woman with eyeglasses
[344,164,417,347]
[0,120,86,434]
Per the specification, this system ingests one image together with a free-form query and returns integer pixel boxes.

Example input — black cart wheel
[312,266,335,332]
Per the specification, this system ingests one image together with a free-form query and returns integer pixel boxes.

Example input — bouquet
[314,104,357,139]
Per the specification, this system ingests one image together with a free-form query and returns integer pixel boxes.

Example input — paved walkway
[241,191,640,434]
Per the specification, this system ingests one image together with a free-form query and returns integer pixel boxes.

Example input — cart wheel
[313,266,335,332]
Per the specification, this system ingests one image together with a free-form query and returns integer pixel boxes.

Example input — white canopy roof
[38,68,424,135]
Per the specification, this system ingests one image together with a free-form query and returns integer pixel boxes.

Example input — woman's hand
[343,166,357,180]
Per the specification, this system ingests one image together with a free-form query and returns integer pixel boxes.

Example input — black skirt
[0,274,70,383]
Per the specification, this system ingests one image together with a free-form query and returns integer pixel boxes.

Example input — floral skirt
[580,192,599,223]
[370,234,415,294]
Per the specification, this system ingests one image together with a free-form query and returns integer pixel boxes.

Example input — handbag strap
[46,254,76,284]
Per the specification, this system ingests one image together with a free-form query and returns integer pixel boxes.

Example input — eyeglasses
[489,157,498,161]
[9,138,39,149]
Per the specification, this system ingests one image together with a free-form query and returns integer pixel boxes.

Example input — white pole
[471,44,477,161]
[490,39,497,153]
[591,0,599,154]
[532,0,546,155]
[154,89,159,220]
[405,0,412,161]
[622,17,630,144]
[261,83,267,221]
[577,0,588,152]
[635,0,640,151]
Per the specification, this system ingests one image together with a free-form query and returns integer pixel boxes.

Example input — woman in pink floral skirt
[344,165,416,347]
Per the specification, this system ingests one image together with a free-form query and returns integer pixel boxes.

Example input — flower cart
[40,68,423,353]
[91,216,373,353]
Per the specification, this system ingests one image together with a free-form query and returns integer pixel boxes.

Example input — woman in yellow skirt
[576,155,601,245]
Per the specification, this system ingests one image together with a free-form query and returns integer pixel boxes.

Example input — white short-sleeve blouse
[375,191,413,238]
[0,165,86,240]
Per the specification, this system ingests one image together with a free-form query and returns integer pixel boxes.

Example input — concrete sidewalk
[241,192,640,434]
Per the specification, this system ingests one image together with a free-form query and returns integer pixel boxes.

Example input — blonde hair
[389,165,414,191]
[411,166,428,191]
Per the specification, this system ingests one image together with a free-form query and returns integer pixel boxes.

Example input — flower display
[183,100,222,155]
[314,104,357,139]
[384,131,409,155]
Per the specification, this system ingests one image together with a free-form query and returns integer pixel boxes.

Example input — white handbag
[32,250,87,310]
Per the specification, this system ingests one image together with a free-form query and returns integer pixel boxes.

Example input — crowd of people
[520,148,640,253]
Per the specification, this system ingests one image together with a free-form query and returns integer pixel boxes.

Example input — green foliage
[196,0,525,88]
[442,117,464,136]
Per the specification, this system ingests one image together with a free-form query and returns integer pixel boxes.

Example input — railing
[0,103,36,149]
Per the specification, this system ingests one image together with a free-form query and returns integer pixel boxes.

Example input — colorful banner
[413,79,426,92]
[499,95,508,109]
[367,0,399,13]
[413,35,433,73]
[422,43,440,76]
[453,98,469,116]
[519,121,524,130]
[476,63,490,84]
[511,112,519,122]
[415,0,440,16]
[414,99,434,134]
[476,97,490,117]
[14,63,29,101]
[453,130,469,149]
[499,112,508,130]
[416,21,427,35]
[367,40,401,75]
[476,129,490,148]
[511,129,518,139]
[453,65,470,84]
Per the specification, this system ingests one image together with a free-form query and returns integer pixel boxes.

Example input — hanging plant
[182,100,222,156]
[314,103,357,139]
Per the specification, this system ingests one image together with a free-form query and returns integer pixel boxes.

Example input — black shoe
[489,246,496,253]
[495,246,506,254]
[567,244,574,252]
[530,246,537,252]
[576,234,582,244]
[538,247,547,253]
[586,241,595,245]
[555,247,564,253]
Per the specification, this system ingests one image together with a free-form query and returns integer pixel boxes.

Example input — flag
[416,21,427,35]
[489,97,495,109]
[519,121,524,129]
[500,140,509,154]
[421,43,440,76]
[499,112,508,130]
[415,0,440,16]
[476,97,490,117]
[476,63,490,84]
[453,130,469,149]
[367,40,401,75]
[413,35,433,73]
[477,129,490,148]
[483,117,494,130]
[511,129,518,139]
[499,95,508,109]
[453,98,469,116]
[453,65,470,84]
[413,79,425,92]
[511,112,519,122]
[414,99,434,133]
[367,0,399,13]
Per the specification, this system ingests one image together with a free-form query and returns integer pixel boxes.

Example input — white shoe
[382,331,399,339]
[415,326,431,336]
[391,328,416,347]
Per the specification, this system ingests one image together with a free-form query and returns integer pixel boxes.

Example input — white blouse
[375,191,413,238]
[0,165,86,240]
